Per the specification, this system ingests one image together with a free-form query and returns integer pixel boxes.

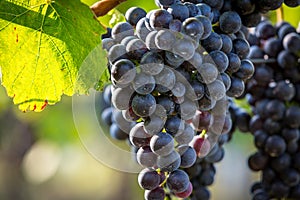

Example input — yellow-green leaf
[0,0,108,112]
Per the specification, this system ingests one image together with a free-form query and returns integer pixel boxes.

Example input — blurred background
[0,1,299,200]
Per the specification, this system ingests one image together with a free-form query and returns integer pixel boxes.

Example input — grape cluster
[98,0,262,199]
[245,21,300,199]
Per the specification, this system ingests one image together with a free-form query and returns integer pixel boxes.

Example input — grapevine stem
[250,58,277,64]
[276,6,284,22]
[91,0,127,17]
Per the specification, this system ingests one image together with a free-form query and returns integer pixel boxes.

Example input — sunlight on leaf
[0,0,107,112]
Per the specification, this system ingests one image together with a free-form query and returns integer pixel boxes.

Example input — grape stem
[91,0,127,17]
[249,58,277,64]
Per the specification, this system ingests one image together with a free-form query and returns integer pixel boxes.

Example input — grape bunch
[245,21,300,199]
[98,0,263,199]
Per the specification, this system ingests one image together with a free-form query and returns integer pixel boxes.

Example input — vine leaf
[0,0,108,112]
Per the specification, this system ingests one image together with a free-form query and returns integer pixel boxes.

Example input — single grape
[195,15,212,40]
[178,145,197,168]
[178,99,198,120]
[137,146,158,167]
[182,17,204,38]
[220,34,232,54]
[136,18,151,41]
[219,11,242,34]
[226,77,245,98]
[283,32,300,55]
[234,59,255,80]
[284,106,300,128]
[111,86,135,110]
[155,67,176,92]
[150,132,174,156]
[248,151,269,171]
[190,136,211,157]
[207,79,226,101]
[157,150,181,172]
[155,30,176,50]
[108,44,128,64]
[209,50,229,72]
[167,3,189,21]
[264,38,283,57]
[172,37,195,60]
[197,63,219,84]
[264,135,286,157]
[145,31,160,50]
[192,110,212,132]
[167,169,190,193]
[111,22,134,42]
[132,73,156,95]
[165,116,185,136]
[150,9,173,29]
[138,168,161,190]
[126,38,148,60]
[131,94,157,117]
[101,107,113,126]
[111,59,136,85]
[174,124,195,145]
[175,182,193,198]
[110,123,128,140]
[169,19,182,32]
[255,21,276,40]
[121,36,138,46]
[201,32,223,52]
[129,122,152,147]
[102,38,116,52]
[112,110,133,133]
[125,7,147,26]
[144,108,166,134]
[144,187,165,200]
[184,2,201,17]
[140,51,164,75]
[277,50,298,69]
[232,38,250,59]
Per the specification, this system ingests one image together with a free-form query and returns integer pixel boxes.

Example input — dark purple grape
[144,187,165,200]
[129,123,152,147]
[248,151,269,171]
[110,123,128,140]
[138,168,161,190]
[125,7,147,26]
[137,146,158,167]
[219,11,242,34]
[264,135,286,157]
[150,9,173,29]
[201,32,223,52]
[150,132,174,156]
[232,38,250,59]
[111,59,136,85]
[178,145,197,168]
[255,21,275,40]
[284,106,300,128]
[111,22,134,42]
[168,3,189,21]
[131,94,156,118]
[167,169,190,193]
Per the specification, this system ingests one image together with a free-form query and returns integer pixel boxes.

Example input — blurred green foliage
[269,5,300,27]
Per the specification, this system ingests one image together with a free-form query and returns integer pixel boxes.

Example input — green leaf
[0,0,108,112]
